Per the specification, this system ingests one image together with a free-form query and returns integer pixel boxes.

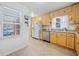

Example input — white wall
[0,2,30,56]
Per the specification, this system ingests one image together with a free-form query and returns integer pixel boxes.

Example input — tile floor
[8,38,77,56]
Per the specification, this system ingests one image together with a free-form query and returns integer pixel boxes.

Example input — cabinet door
[42,14,50,26]
[75,4,79,24]
[57,32,66,47]
[70,5,76,24]
[64,6,75,24]
[67,33,75,49]
[54,11,59,17]
[46,14,51,26]
[75,36,79,55]
[58,9,64,16]
[50,12,54,19]
[64,6,72,14]
[50,32,57,44]
[42,15,45,25]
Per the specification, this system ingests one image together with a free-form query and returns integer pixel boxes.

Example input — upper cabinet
[50,5,76,24]
[32,3,79,25]
[73,4,79,24]
[42,13,51,26]
[50,32,57,44]
[32,16,42,23]
[64,6,75,24]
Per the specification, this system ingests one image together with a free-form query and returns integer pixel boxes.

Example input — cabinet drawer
[67,37,74,39]
[67,33,74,36]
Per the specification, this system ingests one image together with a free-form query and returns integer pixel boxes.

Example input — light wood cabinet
[32,16,41,23]
[71,3,79,24]
[67,33,75,49]
[50,32,57,44]
[52,5,76,24]
[57,32,66,47]
[57,9,65,16]
[50,12,53,19]
[64,6,72,14]
[46,14,51,25]
[53,11,59,17]
[75,4,79,24]
[42,15,46,25]
[50,32,76,50]
[64,6,75,24]
[42,13,51,26]
[75,35,79,55]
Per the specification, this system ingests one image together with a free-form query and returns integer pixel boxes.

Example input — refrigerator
[32,22,41,39]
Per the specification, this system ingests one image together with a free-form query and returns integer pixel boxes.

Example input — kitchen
[31,3,79,56]
[0,2,79,56]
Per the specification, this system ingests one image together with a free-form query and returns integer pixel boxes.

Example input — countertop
[42,29,79,37]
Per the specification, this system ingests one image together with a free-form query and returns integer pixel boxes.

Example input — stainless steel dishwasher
[43,31,50,42]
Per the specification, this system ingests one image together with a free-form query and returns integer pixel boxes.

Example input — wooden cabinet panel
[50,32,57,44]
[58,9,65,16]
[42,15,46,25]
[32,16,41,22]
[64,6,75,24]
[75,35,79,55]
[42,14,51,26]
[57,32,66,47]
[67,33,75,49]
[72,4,79,24]
[50,12,54,19]
[69,5,76,24]
[46,14,51,25]
[64,6,72,14]
[54,11,59,17]
[75,4,79,24]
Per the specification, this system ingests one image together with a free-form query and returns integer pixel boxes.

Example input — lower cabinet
[50,32,75,50]
[50,32,57,44]
[75,35,79,55]
[57,32,66,47]
[50,32,66,47]
[67,33,75,49]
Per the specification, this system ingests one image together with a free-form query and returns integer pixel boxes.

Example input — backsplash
[67,24,76,31]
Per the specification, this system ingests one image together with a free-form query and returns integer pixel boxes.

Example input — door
[57,32,66,47]
[73,4,79,24]
[75,35,79,55]
[67,33,75,49]
[50,32,57,44]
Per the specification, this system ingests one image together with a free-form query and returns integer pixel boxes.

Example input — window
[56,18,61,28]
[52,15,68,29]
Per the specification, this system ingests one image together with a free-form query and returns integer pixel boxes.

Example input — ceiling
[20,2,75,17]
